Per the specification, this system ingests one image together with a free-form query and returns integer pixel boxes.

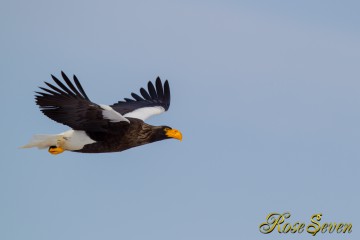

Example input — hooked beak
[165,128,183,141]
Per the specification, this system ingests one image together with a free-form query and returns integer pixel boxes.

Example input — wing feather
[51,75,77,97]
[61,71,85,98]
[164,80,170,107]
[36,72,129,132]
[44,81,69,97]
[111,77,171,121]
[73,75,90,100]
[131,93,144,101]
[140,88,152,100]
[147,81,158,99]
[155,77,164,99]
[124,98,135,102]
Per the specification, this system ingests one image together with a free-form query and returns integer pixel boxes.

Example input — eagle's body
[76,118,167,153]
[22,72,182,154]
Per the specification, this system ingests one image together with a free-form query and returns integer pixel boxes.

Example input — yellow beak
[165,128,183,141]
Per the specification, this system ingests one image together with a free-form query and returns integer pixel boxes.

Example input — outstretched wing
[111,77,170,121]
[35,71,129,132]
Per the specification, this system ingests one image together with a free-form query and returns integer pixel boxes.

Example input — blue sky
[1,0,359,239]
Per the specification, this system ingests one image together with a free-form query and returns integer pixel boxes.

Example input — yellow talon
[48,146,65,155]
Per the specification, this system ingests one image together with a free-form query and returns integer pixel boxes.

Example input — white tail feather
[21,134,58,149]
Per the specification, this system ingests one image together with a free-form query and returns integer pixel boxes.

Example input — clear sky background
[1,0,359,239]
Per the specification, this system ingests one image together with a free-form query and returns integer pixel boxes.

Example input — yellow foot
[48,146,65,155]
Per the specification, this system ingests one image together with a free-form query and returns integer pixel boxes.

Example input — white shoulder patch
[100,104,130,123]
[124,106,165,121]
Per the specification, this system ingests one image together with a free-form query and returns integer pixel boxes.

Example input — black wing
[35,71,129,132]
[111,77,170,120]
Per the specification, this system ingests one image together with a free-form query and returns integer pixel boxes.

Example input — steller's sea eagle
[22,72,182,154]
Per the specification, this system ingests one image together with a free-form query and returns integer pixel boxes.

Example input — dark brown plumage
[77,118,171,153]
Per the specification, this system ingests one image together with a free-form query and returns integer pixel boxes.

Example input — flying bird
[22,72,182,154]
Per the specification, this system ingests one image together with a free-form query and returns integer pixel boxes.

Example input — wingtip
[131,92,143,101]
[73,74,80,82]
[61,71,69,79]
[50,74,61,83]
[155,76,162,85]
[148,80,154,86]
